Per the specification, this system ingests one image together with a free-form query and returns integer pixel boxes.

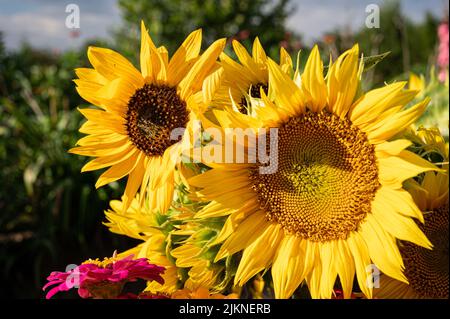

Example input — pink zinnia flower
[43,255,165,299]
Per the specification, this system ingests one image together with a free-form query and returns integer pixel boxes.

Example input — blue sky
[0,0,447,51]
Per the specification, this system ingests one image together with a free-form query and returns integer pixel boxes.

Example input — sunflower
[188,45,438,299]
[376,128,448,299]
[70,21,225,213]
[211,37,292,115]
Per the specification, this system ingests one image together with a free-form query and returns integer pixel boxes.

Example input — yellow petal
[215,212,268,261]
[372,199,432,248]
[360,214,407,283]
[189,168,250,189]
[306,258,322,299]
[252,37,268,65]
[279,47,293,74]
[122,156,146,212]
[150,177,174,214]
[167,29,202,85]
[78,108,127,135]
[155,46,168,82]
[74,84,104,107]
[95,151,141,188]
[140,21,157,81]
[301,45,327,112]
[232,40,261,79]
[378,150,439,189]
[210,207,255,245]
[178,38,226,100]
[347,231,373,299]
[350,82,406,122]
[404,179,429,211]
[219,52,256,84]
[75,68,107,85]
[78,121,113,135]
[334,240,355,299]
[75,132,127,147]
[79,147,136,172]
[202,66,224,105]
[272,235,306,299]
[234,223,283,286]
[409,72,425,92]
[267,58,304,115]
[366,98,430,143]
[375,139,412,157]
[366,89,420,127]
[327,44,359,118]
[375,186,424,223]
[195,201,233,219]
[318,241,337,299]
[88,46,143,88]
[70,138,131,158]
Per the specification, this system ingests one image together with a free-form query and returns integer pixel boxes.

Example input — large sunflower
[211,37,292,115]
[189,45,438,299]
[70,22,225,213]
[376,128,449,299]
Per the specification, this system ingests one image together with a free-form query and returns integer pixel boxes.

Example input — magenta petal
[45,286,62,299]
[43,255,165,299]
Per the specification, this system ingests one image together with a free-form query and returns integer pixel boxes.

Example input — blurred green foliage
[115,0,297,62]
[413,70,449,139]
[323,1,439,87]
[0,34,135,298]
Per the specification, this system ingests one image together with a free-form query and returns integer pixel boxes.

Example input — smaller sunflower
[211,37,292,115]
[376,128,449,299]
[189,44,438,299]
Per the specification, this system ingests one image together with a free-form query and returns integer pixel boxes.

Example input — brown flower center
[249,110,380,242]
[126,84,188,156]
[401,203,449,299]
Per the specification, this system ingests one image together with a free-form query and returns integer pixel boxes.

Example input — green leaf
[362,51,391,72]
[323,51,391,74]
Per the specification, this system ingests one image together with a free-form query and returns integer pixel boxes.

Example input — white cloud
[286,0,381,44]
[0,0,121,51]
[0,0,446,51]
[286,0,445,44]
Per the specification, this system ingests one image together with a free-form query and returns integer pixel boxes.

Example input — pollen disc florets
[250,110,380,242]
[126,84,188,156]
